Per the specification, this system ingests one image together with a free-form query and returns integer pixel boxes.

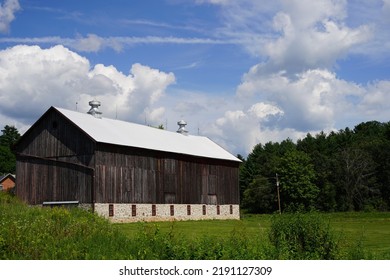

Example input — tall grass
[0,192,382,260]
[0,192,133,259]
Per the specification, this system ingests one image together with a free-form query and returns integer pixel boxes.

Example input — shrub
[268,212,339,259]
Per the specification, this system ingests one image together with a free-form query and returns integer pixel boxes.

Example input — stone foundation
[94,203,240,222]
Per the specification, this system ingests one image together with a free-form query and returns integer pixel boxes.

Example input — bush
[268,212,339,259]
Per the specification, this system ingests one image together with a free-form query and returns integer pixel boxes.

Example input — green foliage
[277,150,318,212]
[240,140,295,213]
[0,125,20,147]
[240,120,390,213]
[242,175,275,213]
[0,125,20,174]
[268,212,339,259]
[0,145,16,174]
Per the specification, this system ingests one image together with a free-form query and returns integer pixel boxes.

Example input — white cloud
[359,80,390,117]
[0,0,20,33]
[201,0,372,71]
[247,102,283,120]
[265,12,371,73]
[0,44,388,157]
[201,65,390,155]
[182,0,389,156]
[203,103,292,155]
[0,45,175,132]
[73,33,105,52]
[0,34,229,53]
[243,68,364,129]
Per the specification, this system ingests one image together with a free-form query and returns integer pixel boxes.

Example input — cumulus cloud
[0,45,175,131]
[238,68,365,130]
[359,81,390,117]
[203,65,390,155]
[192,0,390,155]
[0,0,20,33]
[203,102,291,154]
[265,12,371,73]
[200,0,372,70]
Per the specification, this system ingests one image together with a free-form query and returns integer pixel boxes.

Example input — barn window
[230,205,233,215]
[202,205,206,215]
[170,205,174,216]
[109,204,114,217]
[187,205,191,216]
[131,205,136,216]
[152,204,156,216]
[217,205,220,215]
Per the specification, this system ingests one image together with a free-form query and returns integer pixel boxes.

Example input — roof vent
[177,120,188,135]
[87,100,102,118]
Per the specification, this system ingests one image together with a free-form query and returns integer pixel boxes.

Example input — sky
[0,0,389,157]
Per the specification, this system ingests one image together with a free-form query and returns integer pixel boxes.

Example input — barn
[0,173,15,191]
[14,101,241,222]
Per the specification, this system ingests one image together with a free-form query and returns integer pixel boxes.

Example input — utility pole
[276,173,281,214]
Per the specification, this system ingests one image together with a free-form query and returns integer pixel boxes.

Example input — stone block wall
[94,203,240,222]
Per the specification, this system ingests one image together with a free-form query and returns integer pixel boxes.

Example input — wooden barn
[14,101,241,222]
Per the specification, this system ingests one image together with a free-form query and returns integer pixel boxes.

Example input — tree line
[239,121,390,213]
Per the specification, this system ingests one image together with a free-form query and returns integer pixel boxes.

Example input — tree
[240,120,390,213]
[297,132,337,211]
[277,150,318,212]
[0,125,20,174]
[242,175,276,213]
[0,145,16,174]
[335,148,377,211]
[0,125,20,147]
[239,140,297,213]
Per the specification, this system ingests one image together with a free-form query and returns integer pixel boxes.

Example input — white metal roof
[54,107,241,162]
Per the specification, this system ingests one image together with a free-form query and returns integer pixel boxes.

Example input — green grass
[2,191,390,259]
[325,212,390,257]
[114,212,390,259]
[113,216,269,239]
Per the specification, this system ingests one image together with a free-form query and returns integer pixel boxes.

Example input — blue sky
[0,0,390,156]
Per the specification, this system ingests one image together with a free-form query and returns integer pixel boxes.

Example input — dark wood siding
[14,108,95,204]
[94,143,239,204]
[15,109,95,167]
[16,155,92,204]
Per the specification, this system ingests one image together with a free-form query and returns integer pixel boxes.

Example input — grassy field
[114,212,390,258]
[2,191,390,259]
[324,212,390,255]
